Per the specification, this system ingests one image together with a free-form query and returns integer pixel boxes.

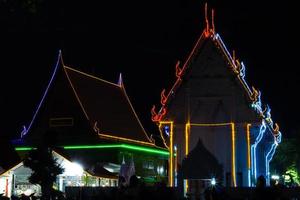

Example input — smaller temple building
[0,52,168,197]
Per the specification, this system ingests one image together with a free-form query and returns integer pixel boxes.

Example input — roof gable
[151,6,281,142]
[19,51,154,146]
[63,66,154,146]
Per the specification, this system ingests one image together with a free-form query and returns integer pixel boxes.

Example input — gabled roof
[151,5,281,143]
[21,51,155,146]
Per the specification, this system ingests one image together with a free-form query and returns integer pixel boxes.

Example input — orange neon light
[63,66,90,120]
[121,85,155,143]
[231,123,237,187]
[158,121,174,186]
[246,124,251,169]
[98,133,155,146]
[64,66,120,88]
[64,64,154,145]
[185,122,236,187]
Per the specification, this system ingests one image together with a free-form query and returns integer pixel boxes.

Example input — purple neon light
[21,50,62,137]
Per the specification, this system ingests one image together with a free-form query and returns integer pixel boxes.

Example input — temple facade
[151,5,282,189]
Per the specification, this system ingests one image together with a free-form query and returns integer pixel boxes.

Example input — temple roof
[21,51,155,146]
[151,5,281,143]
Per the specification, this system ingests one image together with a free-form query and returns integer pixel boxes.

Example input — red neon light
[175,61,182,78]
[151,105,167,122]
[161,89,167,106]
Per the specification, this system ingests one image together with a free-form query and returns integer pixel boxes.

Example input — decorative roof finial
[175,61,182,78]
[161,89,167,106]
[211,9,215,33]
[118,73,123,87]
[205,3,210,37]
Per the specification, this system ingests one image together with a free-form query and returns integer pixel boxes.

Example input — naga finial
[175,61,182,78]
[161,89,167,105]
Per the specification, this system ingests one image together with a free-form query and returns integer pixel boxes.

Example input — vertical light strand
[184,122,190,193]
[231,123,237,187]
[169,121,174,187]
[185,123,190,156]
[246,123,251,186]
[158,121,174,187]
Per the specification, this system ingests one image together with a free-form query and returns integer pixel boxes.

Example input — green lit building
[0,52,168,197]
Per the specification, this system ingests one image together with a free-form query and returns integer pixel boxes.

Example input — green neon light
[64,144,169,156]
[120,144,169,155]
[15,144,169,156]
[15,147,35,151]
[63,144,120,149]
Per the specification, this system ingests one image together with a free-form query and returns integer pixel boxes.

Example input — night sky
[0,1,298,141]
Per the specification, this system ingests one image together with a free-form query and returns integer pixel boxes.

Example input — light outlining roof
[63,64,155,146]
[151,3,282,142]
[21,50,156,147]
[14,143,169,156]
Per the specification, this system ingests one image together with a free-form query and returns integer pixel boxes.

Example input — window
[49,118,74,127]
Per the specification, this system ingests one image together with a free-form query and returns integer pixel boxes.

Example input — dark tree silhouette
[23,131,63,200]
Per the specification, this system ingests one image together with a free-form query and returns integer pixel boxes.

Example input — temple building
[0,52,168,197]
[151,5,282,190]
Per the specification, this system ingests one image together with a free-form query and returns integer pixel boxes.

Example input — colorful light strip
[23,51,62,137]
[158,121,174,186]
[265,142,278,185]
[121,84,154,144]
[246,123,252,187]
[15,147,36,151]
[15,144,169,156]
[251,120,267,182]
[184,122,236,187]
[231,123,237,187]
[63,65,154,145]
[185,123,190,156]
[98,133,155,146]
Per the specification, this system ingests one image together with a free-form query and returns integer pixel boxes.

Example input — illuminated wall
[152,15,282,188]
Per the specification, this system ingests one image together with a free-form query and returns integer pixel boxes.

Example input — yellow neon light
[158,121,174,186]
[158,121,174,149]
[246,124,251,169]
[63,64,155,146]
[231,123,237,187]
[98,133,155,146]
[185,123,190,156]
[121,85,154,144]
[63,66,90,120]
[169,121,174,187]
[184,122,236,187]
[64,66,121,88]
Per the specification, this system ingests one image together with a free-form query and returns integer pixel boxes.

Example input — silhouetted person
[253,175,270,200]
[118,176,126,188]
[129,175,139,188]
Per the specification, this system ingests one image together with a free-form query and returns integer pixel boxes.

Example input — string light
[246,124,252,187]
[15,144,169,156]
[158,121,174,186]
[22,51,62,137]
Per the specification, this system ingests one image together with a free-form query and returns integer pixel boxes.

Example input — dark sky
[0,0,299,140]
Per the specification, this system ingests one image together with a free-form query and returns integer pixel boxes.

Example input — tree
[271,134,300,185]
[23,144,63,199]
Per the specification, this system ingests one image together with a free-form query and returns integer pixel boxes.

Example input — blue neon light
[215,32,282,187]
[21,50,62,138]
[265,142,278,185]
[164,126,170,137]
[251,120,266,182]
